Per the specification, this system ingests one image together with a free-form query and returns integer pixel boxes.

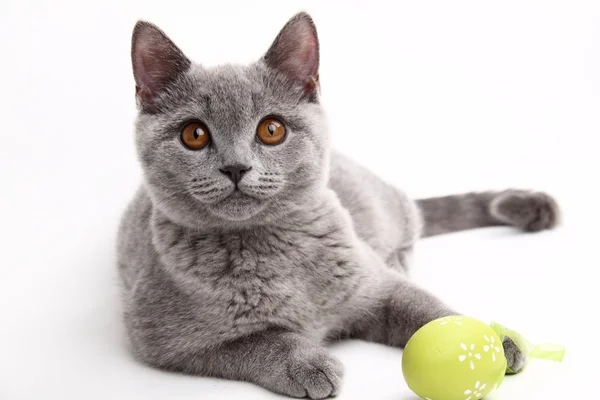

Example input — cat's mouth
[229,188,259,200]
[204,188,265,221]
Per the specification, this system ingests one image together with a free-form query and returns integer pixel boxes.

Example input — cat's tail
[416,190,560,238]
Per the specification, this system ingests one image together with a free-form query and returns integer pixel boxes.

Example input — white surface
[1,1,599,399]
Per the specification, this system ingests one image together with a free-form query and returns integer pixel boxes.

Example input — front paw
[503,336,528,373]
[274,348,344,399]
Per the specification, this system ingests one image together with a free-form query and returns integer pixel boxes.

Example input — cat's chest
[152,218,361,329]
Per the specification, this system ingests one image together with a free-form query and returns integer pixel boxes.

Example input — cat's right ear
[263,12,320,99]
[131,21,191,113]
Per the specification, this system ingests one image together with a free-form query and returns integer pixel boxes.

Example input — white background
[1,0,598,399]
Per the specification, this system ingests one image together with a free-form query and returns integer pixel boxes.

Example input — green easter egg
[402,316,507,400]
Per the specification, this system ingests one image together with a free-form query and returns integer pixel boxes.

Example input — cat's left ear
[263,12,320,98]
[131,21,191,113]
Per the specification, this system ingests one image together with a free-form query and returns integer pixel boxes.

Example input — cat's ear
[263,12,320,97]
[131,21,191,112]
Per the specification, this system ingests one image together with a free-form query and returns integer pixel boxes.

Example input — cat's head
[131,13,329,227]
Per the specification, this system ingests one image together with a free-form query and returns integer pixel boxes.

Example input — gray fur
[118,12,559,398]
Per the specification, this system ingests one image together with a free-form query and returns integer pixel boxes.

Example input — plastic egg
[402,316,507,400]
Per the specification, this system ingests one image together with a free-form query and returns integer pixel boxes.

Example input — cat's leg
[125,273,343,400]
[328,152,422,265]
[348,270,527,372]
[134,328,343,399]
[159,330,341,399]
[418,190,560,237]
[385,246,414,273]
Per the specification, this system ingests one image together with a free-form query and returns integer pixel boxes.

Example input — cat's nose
[219,164,251,185]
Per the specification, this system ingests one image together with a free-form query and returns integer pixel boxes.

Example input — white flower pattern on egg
[458,343,481,370]
[464,381,487,400]
[483,335,502,361]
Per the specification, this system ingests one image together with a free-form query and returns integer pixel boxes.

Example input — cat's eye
[181,121,211,150]
[257,118,286,145]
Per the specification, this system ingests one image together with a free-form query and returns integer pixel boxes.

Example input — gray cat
[117,12,560,399]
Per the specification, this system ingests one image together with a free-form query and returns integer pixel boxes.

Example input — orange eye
[257,118,286,145]
[181,121,210,150]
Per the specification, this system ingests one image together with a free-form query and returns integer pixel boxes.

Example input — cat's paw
[503,336,528,373]
[491,190,560,232]
[276,348,344,399]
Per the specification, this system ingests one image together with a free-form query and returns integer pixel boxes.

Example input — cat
[117,12,560,399]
